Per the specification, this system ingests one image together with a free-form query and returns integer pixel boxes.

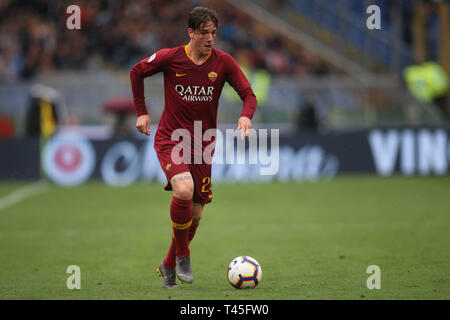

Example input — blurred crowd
[0,0,331,82]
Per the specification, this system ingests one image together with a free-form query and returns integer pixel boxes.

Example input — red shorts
[154,143,213,205]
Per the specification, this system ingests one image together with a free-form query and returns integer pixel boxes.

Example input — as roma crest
[208,72,217,82]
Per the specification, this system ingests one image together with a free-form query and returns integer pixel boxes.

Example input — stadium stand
[0,0,330,81]
[0,0,448,134]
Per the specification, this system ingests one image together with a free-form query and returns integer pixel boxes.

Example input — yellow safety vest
[404,61,448,102]
[224,66,271,105]
[40,100,56,138]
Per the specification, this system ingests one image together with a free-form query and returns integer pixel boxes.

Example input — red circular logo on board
[54,145,82,172]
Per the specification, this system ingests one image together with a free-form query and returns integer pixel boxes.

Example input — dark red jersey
[130,45,257,148]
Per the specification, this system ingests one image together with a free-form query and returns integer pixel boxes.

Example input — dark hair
[188,6,218,31]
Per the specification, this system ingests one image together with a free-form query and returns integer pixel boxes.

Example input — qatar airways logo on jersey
[175,85,214,102]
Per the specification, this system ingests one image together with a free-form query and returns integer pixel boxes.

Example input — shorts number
[201,177,211,193]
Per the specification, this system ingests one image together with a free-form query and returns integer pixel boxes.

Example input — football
[227,256,262,289]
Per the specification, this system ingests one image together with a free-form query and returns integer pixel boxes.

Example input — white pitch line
[0,180,50,212]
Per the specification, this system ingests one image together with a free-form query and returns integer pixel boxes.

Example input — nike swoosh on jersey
[176,73,187,77]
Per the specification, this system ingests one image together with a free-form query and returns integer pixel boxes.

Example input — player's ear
[188,28,194,40]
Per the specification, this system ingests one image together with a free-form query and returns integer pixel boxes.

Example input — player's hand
[237,116,252,140]
[136,114,151,136]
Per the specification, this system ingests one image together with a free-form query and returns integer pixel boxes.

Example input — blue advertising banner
[0,138,40,180]
[2,128,449,185]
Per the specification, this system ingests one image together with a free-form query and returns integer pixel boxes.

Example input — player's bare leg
[170,172,194,283]
[189,203,204,243]
[171,172,194,200]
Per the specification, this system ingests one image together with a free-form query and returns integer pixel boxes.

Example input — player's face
[189,21,217,57]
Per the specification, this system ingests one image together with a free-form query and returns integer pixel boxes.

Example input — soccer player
[130,6,257,288]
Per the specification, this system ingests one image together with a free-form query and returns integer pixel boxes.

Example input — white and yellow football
[227,256,262,289]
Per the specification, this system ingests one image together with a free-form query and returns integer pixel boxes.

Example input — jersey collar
[184,44,212,65]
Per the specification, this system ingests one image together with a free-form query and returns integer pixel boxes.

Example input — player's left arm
[237,116,252,140]
[225,55,258,140]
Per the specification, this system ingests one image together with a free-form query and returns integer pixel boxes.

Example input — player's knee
[171,172,194,200]
[173,183,194,200]
[192,203,203,220]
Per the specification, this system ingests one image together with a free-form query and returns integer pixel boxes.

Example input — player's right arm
[135,114,150,136]
[130,49,170,135]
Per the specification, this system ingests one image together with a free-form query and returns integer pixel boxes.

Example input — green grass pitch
[0,176,449,299]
